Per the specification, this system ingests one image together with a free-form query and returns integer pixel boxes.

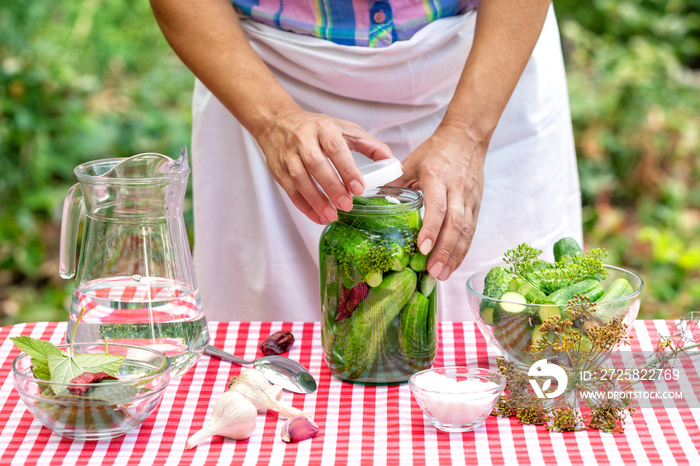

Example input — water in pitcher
[67,276,209,378]
[60,148,209,378]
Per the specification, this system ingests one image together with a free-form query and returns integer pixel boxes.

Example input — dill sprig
[493,296,637,433]
[634,311,700,373]
[552,249,608,287]
[503,243,545,278]
[587,380,635,433]
[492,357,548,425]
[502,243,608,294]
[546,403,586,432]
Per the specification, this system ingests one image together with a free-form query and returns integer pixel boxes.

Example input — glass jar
[320,187,438,383]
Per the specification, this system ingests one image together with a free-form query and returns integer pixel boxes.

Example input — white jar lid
[357,157,403,194]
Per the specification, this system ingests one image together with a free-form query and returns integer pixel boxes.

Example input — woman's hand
[150,0,394,225]
[394,0,553,279]
[394,125,487,280]
[254,105,394,225]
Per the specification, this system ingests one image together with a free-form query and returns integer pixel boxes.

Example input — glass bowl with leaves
[466,239,643,369]
[12,339,170,440]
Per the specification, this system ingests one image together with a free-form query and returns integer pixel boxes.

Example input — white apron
[191,6,582,322]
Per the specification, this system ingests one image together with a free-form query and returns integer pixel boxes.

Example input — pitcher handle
[59,183,83,279]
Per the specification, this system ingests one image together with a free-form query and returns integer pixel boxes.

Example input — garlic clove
[186,389,258,449]
[280,415,320,442]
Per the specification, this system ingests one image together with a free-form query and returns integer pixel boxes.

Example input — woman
[150,0,582,322]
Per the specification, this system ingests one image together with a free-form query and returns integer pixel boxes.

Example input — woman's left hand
[393,124,487,280]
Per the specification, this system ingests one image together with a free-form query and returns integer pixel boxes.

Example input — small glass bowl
[408,367,506,433]
[12,343,170,440]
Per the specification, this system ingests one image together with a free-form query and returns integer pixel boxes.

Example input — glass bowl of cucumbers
[465,238,643,368]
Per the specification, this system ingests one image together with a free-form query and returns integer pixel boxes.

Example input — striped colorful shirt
[232,0,478,47]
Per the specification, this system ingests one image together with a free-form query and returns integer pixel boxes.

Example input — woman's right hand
[150,0,393,224]
[254,105,394,225]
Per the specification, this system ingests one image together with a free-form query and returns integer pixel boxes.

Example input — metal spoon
[204,345,317,394]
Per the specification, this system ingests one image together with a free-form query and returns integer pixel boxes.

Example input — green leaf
[47,352,125,391]
[10,336,65,381]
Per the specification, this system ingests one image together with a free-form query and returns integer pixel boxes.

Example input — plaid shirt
[233,0,478,47]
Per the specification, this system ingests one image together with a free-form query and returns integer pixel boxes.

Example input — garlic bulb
[186,389,258,449]
[281,415,320,442]
[186,368,316,450]
[228,368,307,418]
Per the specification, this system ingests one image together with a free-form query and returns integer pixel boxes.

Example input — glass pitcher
[59,147,209,378]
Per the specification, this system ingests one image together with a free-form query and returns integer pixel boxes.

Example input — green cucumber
[332,268,417,379]
[547,279,604,305]
[495,291,528,314]
[481,306,496,326]
[389,244,410,271]
[509,276,526,291]
[409,251,429,272]
[517,281,549,304]
[599,278,635,301]
[537,304,562,323]
[426,286,437,353]
[553,237,584,263]
[420,274,437,298]
[364,270,384,287]
[595,278,636,324]
[399,291,436,370]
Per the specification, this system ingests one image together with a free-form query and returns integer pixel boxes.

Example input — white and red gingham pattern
[1,321,699,465]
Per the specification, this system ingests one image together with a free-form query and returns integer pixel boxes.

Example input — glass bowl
[466,264,643,368]
[408,366,506,432]
[12,343,170,440]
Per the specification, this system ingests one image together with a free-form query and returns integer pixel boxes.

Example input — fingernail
[337,196,353,212]
[419,239,433,255]
[323,206,337,223]
[349,180,364,196]
[429,261,444,279]
[438,265,451,281]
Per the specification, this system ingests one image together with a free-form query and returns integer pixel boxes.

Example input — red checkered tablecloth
[1,321,699,465]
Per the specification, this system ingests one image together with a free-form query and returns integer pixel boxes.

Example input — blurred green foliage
[1,0,698,325]
[555,0,700,319]
[0,1,192,325]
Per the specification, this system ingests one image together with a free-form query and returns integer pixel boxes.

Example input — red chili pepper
[260,330,295,355]
[335,282,369,322]
[68,372,118,396]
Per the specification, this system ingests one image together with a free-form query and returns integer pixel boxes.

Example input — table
[1,321,699,465]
